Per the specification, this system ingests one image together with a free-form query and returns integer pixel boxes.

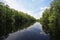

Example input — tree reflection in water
[5,22,50,40]
[0,22,35,40]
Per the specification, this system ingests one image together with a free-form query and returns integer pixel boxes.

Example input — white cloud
[4,0,37,18]
[20,7,50,19]
[32,0,36,2]
[0,0,5,3]
[4,0,30,14]
[3,0,50,19]
[40,7,50,11]
[0,0,3,2]
[5,0,19,9]
[38,7,50,18]
[32,0,45,2]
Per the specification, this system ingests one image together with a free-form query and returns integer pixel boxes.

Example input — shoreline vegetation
[0,2,36,39]
[0,0,60,40]
[40,0,60,40]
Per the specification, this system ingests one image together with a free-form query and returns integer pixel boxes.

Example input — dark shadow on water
[0,22,35,40]
[5,22,50,40]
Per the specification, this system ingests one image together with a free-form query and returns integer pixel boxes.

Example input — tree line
[0,2,36,37]
[40,0,60,40]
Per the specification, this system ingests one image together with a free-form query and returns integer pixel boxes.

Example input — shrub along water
[0,2,36,38]
[40,0,60,40]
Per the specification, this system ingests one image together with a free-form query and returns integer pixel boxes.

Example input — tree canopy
[40,0,60,40]
[0,2,36,37]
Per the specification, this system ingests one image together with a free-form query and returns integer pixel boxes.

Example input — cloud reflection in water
[5,22,50,40]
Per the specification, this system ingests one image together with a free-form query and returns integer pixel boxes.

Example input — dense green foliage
[0,2,36,38]
[40,0,60,40]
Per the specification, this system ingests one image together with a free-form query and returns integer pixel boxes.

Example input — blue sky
[0,0,53,19]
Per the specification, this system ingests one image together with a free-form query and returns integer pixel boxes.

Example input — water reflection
[0,22,35,40]
[5,22,50,40]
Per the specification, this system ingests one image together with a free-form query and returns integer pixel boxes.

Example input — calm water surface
[5,22,50,40]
